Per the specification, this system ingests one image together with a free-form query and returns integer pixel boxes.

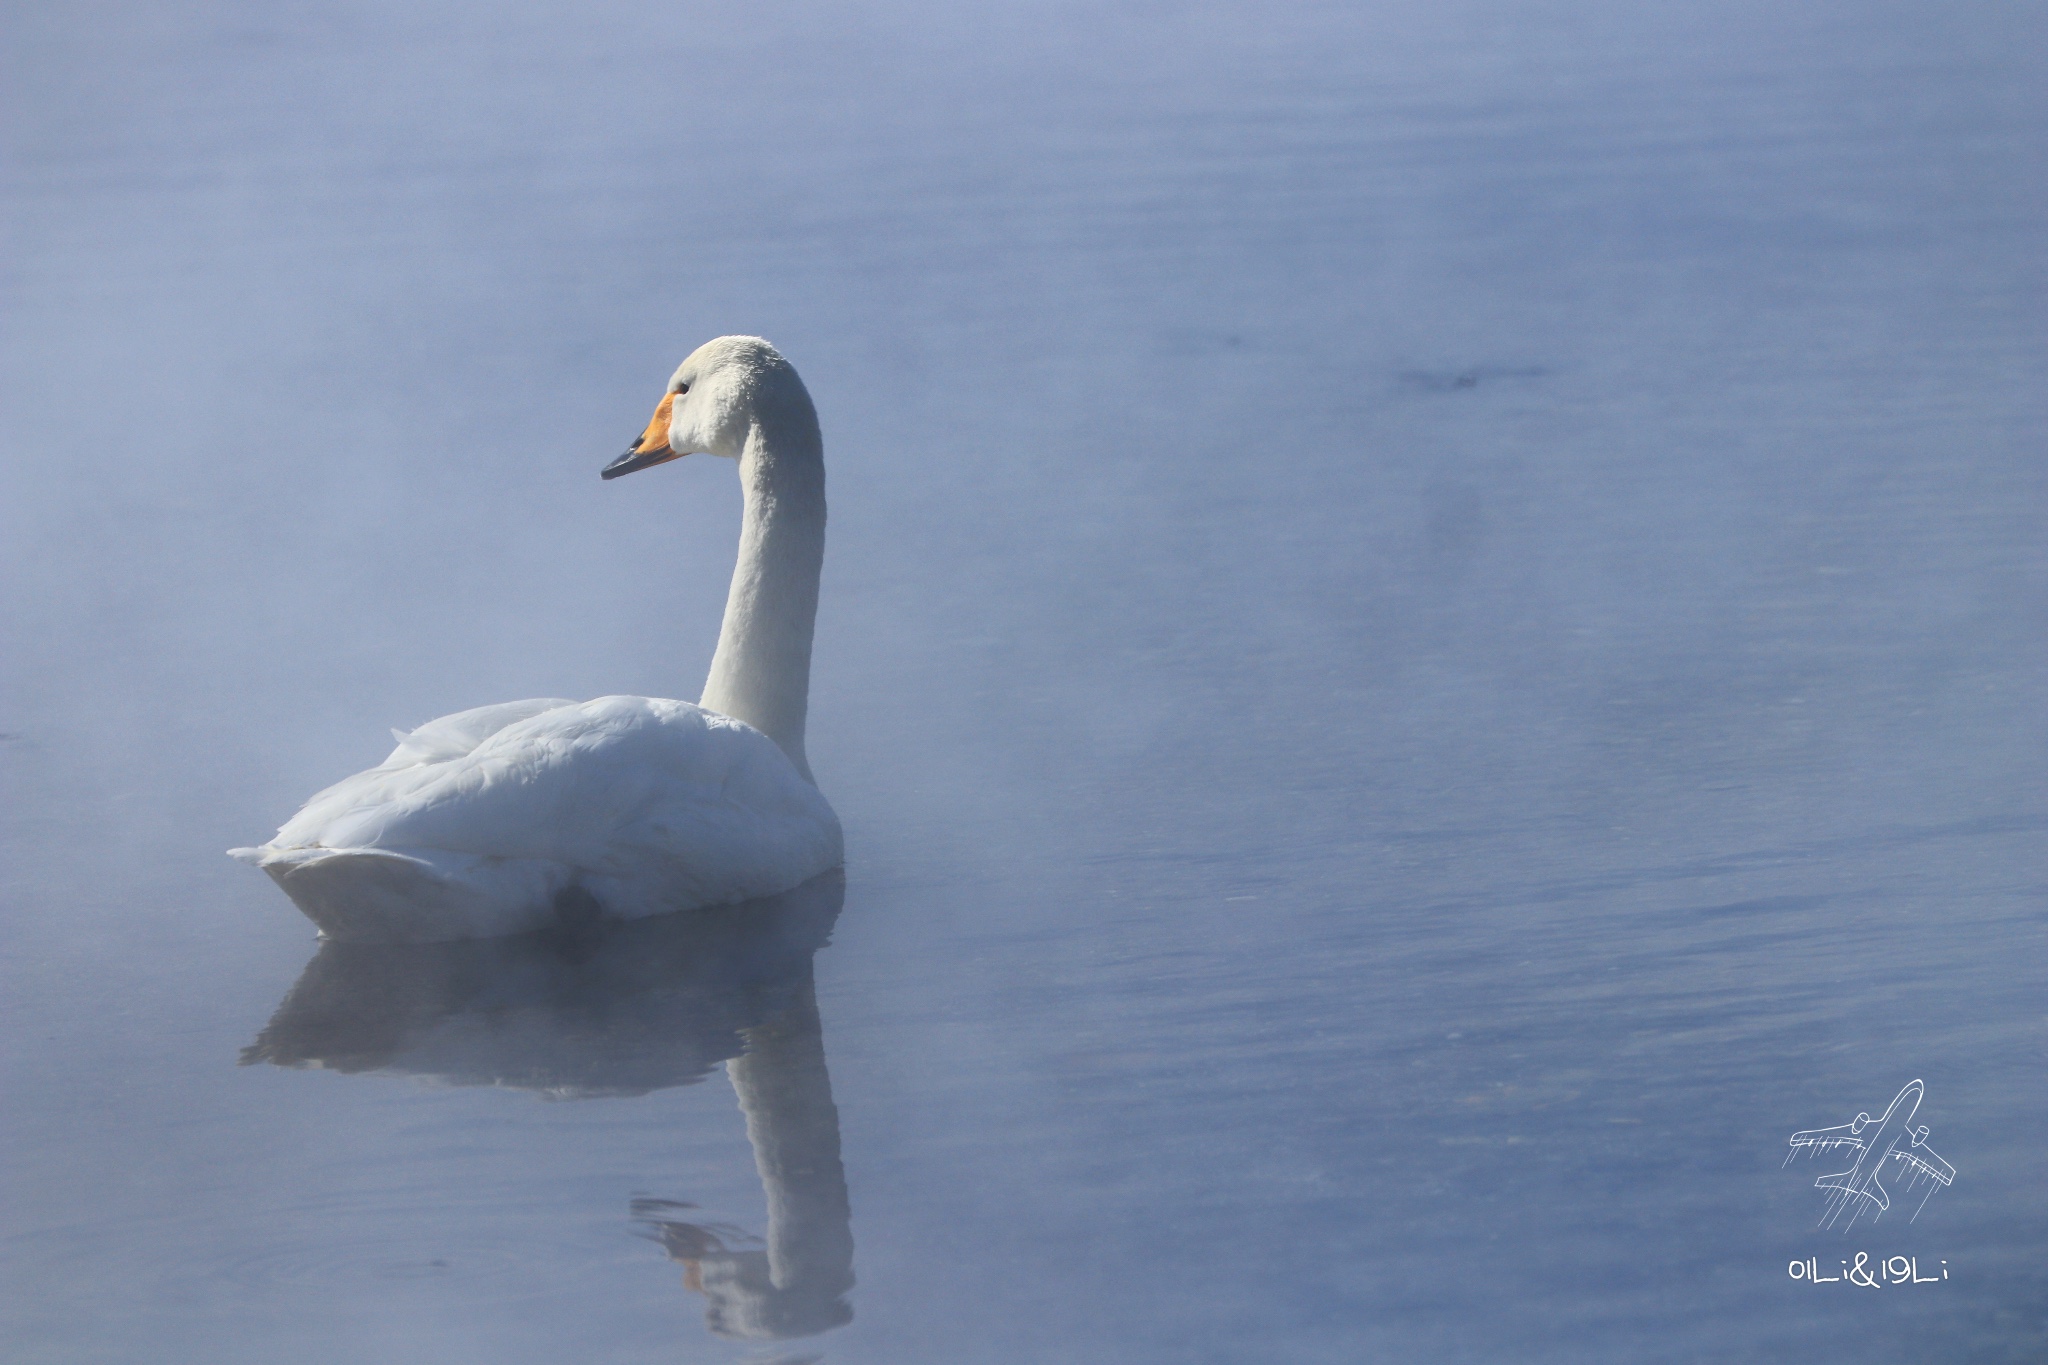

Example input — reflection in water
[243,873,855,1340]
[632,975,856,1340]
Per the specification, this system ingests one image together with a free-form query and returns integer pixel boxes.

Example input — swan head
[602,335,811,479]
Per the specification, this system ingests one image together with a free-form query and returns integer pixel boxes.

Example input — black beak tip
[601,442,645,480]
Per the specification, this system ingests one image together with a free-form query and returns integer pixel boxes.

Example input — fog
[3,1,2044,1360]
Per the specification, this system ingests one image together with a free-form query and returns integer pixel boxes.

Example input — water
[3,1,2044,1360]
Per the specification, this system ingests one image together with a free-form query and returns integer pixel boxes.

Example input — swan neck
[700,416,825,780]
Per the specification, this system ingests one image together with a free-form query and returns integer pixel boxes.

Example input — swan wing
[269,697,579,841]
[383,697,581,765]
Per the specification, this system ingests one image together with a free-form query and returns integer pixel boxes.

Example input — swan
[231,336,842,942]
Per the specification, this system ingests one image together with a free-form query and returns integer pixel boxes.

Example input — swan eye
[674,382,689,395]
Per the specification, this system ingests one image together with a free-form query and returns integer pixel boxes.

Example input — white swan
[232,336,842,942]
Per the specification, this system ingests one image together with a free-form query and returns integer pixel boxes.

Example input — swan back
[235,697,842,941]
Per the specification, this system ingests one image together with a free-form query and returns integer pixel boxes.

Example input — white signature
[1788,1253,1947,1286]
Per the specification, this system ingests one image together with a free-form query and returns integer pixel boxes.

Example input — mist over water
[4,1,2044,1360]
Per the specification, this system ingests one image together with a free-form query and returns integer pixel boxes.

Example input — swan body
[233,337,842,942]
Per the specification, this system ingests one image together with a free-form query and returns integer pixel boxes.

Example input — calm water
[4,1,2044,1360]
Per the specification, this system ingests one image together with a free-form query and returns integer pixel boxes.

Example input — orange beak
[601,393,684,479]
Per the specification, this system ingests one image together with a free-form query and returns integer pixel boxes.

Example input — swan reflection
[243,872,854,1340]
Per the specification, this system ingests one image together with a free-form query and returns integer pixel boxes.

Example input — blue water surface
[3,2,2044,1360]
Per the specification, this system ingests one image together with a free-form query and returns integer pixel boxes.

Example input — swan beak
[601,393,684,479]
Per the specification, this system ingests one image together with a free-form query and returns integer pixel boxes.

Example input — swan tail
[232,845,573,943]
